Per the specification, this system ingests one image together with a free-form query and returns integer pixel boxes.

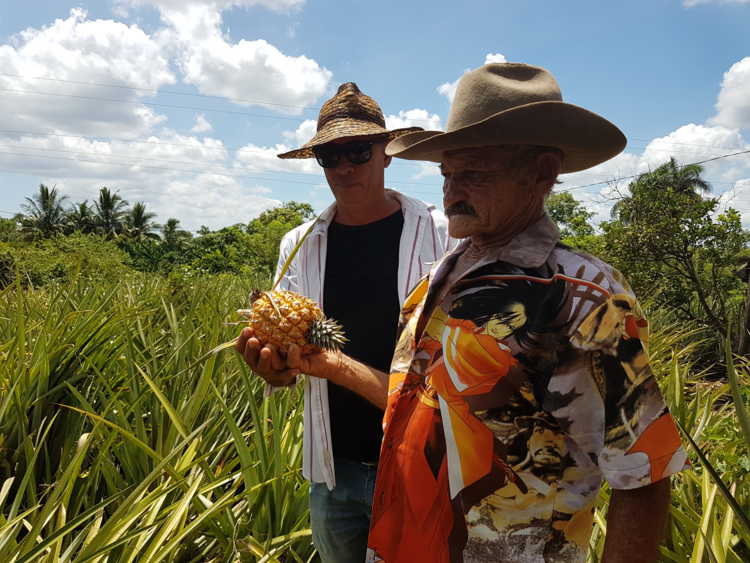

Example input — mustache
[445,202,478,217]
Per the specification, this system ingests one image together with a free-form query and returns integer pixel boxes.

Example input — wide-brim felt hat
[386,63,627,173]
[278,82,422,159]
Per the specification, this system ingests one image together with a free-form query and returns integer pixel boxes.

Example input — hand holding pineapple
[235,289,347,387]
[235,326,300,387]
[234,290,388,409]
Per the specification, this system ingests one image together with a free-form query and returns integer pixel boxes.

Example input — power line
[0,72,321,112]
[0,128,436,172]
[558,149,750,193]
[0,87,304,121]
[0,150,443,194]
[0,87,441,126]
[0,144,440,186]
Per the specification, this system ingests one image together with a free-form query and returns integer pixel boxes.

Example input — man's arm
[286,343,389,410]
[602,478,671,563]
[236,328,389,410]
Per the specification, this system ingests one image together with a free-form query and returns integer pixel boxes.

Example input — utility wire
[559,149,750,192]
[0,72,321,112]
[0,87,441,126]
[0,128,438,172]
[0,74,745,154]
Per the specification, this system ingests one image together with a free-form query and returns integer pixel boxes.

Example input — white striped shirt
[273,190,455,489]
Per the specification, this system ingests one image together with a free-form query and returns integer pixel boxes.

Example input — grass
[0,273,314,562]
[1,274,749,561]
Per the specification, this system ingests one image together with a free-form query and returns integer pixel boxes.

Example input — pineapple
[238,289,346,354]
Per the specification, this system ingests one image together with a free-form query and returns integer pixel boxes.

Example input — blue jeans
[310,458,377,563]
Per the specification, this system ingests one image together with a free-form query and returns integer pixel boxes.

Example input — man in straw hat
[236,82,454,562]
[266,63,688,562]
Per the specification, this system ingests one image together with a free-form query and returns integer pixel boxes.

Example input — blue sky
[1,0,749,231]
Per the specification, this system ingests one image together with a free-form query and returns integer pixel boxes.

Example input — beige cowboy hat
[386,63,626,173]
[278,82,422,159]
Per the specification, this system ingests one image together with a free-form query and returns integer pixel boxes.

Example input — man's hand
[602,478,671,563]
[235,327,299,387]
[286,343,388,410]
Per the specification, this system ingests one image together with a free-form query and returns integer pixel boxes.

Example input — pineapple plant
[237,289,346,354]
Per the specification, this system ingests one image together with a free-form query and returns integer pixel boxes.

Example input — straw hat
[277,82,422,159]
[386,63,627,173]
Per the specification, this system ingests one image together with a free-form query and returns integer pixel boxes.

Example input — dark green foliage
[20,184,69,239]
[600,160,748,336]
[545,191,602,253]
[124,202,160,240]
[0,234,133,288]
[93,187,129,237]
[0,216,22,242]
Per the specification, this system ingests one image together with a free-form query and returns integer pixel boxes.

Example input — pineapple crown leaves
[307,317,348,351]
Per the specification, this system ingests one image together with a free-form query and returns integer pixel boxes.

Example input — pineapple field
[0,271,748,562]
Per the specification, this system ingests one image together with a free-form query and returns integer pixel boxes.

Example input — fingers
[235,326,254,354]
[286,343,302,369]
[236,328,294,383]
[264,368,300,387]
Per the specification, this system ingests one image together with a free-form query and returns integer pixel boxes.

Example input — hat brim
[278,121,423,159]
[385,101,626,173]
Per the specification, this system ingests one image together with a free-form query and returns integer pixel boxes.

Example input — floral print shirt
[366,215,687,563]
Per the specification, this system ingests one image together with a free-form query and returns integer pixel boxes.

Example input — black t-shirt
[323,209,404,463]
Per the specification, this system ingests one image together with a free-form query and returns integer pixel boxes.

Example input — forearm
[316,350,389,410]
[602,479,671,563]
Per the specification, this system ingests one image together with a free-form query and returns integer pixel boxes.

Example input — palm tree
[124,202,160,240]
[66,201,97,234]
[161,218,192,248]
[612,157,711,222]
[20,184,68,238]
[94,187,129,237]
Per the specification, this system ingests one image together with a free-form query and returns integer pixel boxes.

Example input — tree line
[2,157,750,356]
[0,184,314,284]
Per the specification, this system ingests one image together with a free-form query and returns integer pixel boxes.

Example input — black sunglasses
[313,141,374,168]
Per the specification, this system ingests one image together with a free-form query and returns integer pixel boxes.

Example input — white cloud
[191,114,213,133]
[641,123,747,169]
[0,129,283,230]
[412,162,441,180]
[437,79,460,104]
[717,178,750,227]
[147,3,330,114]
[385,109,442,131]
[437,52,507,103]
[484,53,507,64]
[234,143,319,174]
[711,57,750,130]
[0,9,175,138]
[282,119,317,146]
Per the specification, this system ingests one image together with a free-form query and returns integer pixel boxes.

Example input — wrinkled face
[321,136,391,205]
[440,146,547,242]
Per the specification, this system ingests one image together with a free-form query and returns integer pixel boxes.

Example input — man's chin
[447,216,477,239]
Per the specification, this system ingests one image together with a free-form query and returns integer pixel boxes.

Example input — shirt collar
[310,189,433,236]
[452,213,561,270]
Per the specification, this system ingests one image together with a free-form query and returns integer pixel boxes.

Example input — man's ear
[384,154,392,169]
[535,152,562,195]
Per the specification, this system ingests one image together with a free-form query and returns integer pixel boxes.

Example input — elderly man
[236,82,452,562]
[270,63,688,562]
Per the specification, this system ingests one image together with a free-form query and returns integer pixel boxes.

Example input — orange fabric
[369,395,454,563]
[626,413,682,482]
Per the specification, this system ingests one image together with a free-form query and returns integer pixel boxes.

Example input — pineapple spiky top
[238,290,346,354]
